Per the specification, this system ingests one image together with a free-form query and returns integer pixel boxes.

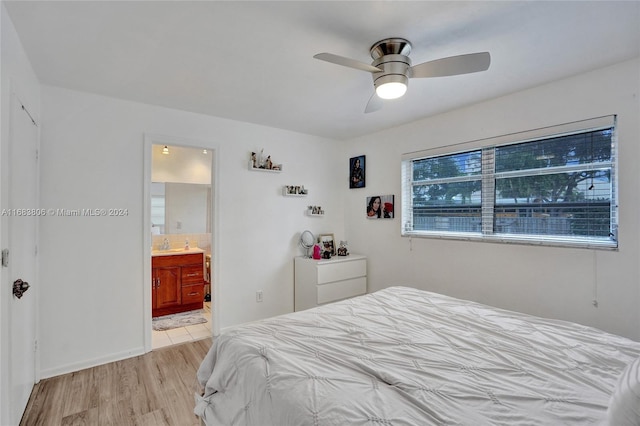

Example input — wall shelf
[306,205,324,216]
[283,186,308,196]
[249,162,282,173]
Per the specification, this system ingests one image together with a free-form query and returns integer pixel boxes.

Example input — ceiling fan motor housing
[371,54,411,92]
[369,38,412,94]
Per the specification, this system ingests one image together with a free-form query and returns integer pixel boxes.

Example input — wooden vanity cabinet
[152,266,181,310]
[152,252,205,317]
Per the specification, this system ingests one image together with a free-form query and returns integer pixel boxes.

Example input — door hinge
[34,340,38,353]
[1,249,8,267]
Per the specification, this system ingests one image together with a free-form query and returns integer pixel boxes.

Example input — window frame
[401,116,618,250]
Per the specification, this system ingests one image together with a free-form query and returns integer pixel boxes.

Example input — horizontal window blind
[409,150,482,234]
[401,115,617,249]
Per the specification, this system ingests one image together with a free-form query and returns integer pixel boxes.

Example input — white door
[7,94,39,424]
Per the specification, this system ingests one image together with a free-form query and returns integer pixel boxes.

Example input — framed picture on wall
[349,155,365,189]
[367,195,394,219]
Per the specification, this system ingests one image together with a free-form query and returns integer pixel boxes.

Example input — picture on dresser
[349,155,365,189]
[318,233,336,256]
[367,195,394,219]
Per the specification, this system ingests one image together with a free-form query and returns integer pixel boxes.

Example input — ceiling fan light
[376,81,407,99]
[162,145,169,155]
[374,73,409,100]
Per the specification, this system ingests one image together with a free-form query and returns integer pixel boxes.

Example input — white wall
[0,3,41,423]
[343,58,640,341]
[38,86,343,378]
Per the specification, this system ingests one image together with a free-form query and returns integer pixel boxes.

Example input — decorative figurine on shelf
[308,205,324,215]
[337,241,349,256]
[250,149,281,171]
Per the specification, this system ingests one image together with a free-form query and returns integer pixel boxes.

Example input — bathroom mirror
[151,182,211,235]
[151,144,212,235]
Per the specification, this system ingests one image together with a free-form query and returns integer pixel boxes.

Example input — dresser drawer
[182,284,204,305]
[317,277,366,305]
[182,265,204,284]
[316,259,366,284]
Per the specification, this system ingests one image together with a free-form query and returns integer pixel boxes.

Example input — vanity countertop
[151,247,205,257]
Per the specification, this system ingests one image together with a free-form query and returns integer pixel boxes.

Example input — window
[409,150,483,233]
[401,116,617,249]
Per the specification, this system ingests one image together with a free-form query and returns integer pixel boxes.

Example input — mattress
[195,286,640,425]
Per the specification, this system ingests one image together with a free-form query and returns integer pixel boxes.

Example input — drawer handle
[187,292,199,296]
[185,273,200,277]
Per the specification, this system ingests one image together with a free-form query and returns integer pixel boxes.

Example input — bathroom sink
[152,247,204,256]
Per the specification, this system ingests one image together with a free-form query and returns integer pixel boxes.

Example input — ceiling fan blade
[314,53,382,73]
[410,52,491,78]
[364,92,384,114]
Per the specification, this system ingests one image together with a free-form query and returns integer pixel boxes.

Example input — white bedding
[195,286,640,425]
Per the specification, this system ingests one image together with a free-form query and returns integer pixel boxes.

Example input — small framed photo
[349,155,365,189]
[318,233,336,256]
[367,195,394,219]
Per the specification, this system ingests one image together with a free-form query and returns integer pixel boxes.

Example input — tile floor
[152,302,212,349]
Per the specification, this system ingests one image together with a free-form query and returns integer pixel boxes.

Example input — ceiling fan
[313,38,491,113]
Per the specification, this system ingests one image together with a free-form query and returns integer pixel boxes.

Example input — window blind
[401,115,617,249]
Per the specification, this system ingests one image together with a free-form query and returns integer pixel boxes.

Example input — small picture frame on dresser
[318,233,335,257]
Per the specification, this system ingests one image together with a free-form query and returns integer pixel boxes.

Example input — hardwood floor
[20,338,212,426]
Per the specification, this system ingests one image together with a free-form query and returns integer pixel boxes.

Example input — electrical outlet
[256,290,263,303]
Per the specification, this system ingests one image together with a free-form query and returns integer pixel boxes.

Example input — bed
[195,286,640,425]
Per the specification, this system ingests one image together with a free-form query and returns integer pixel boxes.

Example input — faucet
[161,238,170,250]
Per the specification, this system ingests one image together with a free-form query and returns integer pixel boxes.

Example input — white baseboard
[39,346,146,380]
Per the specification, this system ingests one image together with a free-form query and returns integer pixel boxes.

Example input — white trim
[143,137,152,352]
[401,231,617,250]
[39,346,145,380]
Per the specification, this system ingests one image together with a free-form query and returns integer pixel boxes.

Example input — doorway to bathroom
[143,135,218,351]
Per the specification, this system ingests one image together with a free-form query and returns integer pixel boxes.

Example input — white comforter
[195,286,640,425]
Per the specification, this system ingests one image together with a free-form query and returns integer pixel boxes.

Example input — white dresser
[294,254,367,311]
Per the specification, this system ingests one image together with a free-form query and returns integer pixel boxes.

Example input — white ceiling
[5,1,640,140]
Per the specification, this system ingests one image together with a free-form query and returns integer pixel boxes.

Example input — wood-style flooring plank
[20,339,212,426]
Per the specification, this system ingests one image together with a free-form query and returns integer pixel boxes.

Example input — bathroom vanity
[151,249,205,317]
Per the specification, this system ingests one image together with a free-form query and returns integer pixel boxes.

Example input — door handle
[13,279,30,299]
